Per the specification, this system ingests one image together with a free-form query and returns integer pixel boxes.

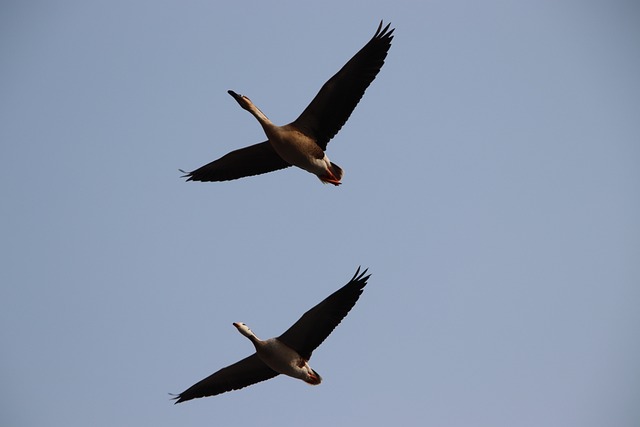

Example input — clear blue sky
[1,1,639,426]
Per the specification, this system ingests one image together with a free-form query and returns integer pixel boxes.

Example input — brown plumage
[172,267,370,403]
[181,22,394,185]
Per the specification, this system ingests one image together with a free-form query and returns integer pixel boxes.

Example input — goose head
[227,90,253,111]
[233,322,255,339]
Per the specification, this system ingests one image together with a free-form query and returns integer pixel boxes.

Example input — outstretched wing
[172,354,279,403]
[277,267,371,360]
[182,141,291,182]
[292,22,394,149]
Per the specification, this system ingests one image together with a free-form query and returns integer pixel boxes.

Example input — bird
[172,267,371,403]
[180,21,394,185]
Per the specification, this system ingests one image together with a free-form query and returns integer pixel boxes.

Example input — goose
[172,267,370,403]
[181,21,394,185]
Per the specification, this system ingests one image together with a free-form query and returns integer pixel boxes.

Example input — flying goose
[181,22,394,185]
[172,267,370,403]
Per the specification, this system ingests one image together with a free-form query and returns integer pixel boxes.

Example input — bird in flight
[181,22,394,185]
[172,267,371,403]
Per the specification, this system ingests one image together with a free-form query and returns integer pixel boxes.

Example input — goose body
[233,323,322,385]
[172,267,370,403]
[225,90,345,185]
[181,22,394,185]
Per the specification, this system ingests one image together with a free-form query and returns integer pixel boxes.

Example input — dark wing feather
[292,21,394,149]
[181,141,291,182]
[172,354,279,403]
[277,267,370,360]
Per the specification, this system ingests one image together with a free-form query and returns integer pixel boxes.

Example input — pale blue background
[1,1,639,426]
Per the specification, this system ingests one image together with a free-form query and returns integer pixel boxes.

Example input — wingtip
[179,169,194,182]
[169,392,184,404]
[351,266,371,283]
[374,20,394,39]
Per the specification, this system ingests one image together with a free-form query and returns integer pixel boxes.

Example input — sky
[1,1,639,426]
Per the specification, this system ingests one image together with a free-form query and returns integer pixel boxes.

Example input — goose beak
[227,90,242,101]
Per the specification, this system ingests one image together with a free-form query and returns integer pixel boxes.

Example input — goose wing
[181,141,291,182]
[277,267,370,360]
[172,354,278,403]
[292,22,394,149]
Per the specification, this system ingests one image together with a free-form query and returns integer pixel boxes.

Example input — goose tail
[319,162,344,186]
[305,369,322,385]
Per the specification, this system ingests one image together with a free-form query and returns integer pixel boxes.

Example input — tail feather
[330,162,344,181]
[318,162,344,186]
[305,369,322,385]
